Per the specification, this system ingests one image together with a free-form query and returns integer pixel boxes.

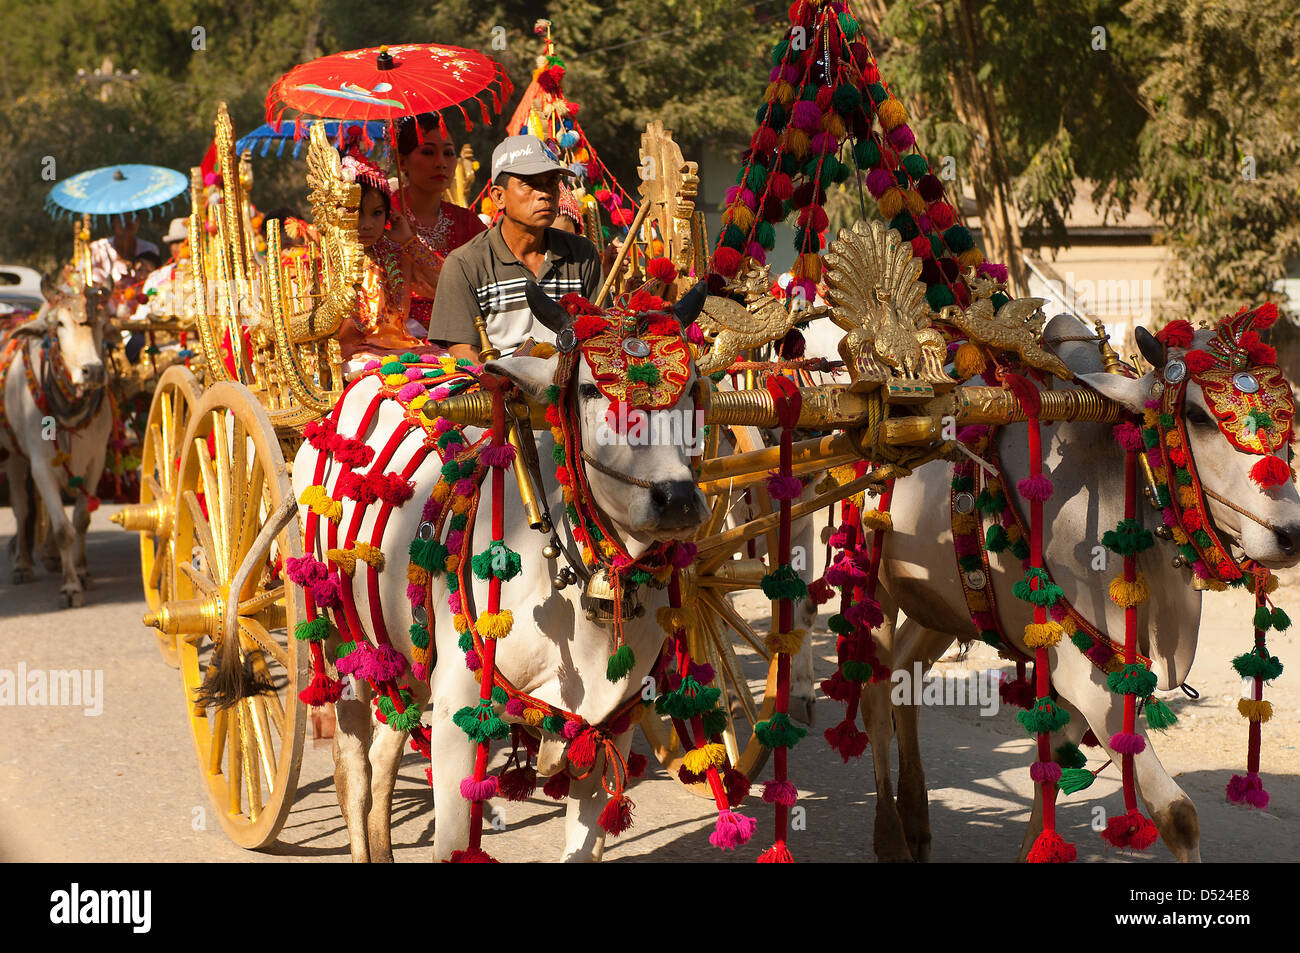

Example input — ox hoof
[791,694,816,727]
[78,573,95,590]
[11,568,33,584]
[60,589,84,609]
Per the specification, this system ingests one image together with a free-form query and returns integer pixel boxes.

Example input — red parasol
[265,43,512,135]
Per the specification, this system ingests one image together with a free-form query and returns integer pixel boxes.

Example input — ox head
[30,292,106,390]
[1082,305,1300,571]
[485,283,711,556]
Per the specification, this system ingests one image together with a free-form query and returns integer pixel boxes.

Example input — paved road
[1,505,1293,862]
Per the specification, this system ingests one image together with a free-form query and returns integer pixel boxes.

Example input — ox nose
[1274,524,1300,556]
[650,480,703,530]
[82,362,105,385]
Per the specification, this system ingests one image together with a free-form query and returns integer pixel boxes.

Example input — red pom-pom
[448,847,498,863]
[573,314,611,341]
[559,292,601,316]
[751,125,779,154]
[928,202,955,230]
[1181,508,1202,531]
[1251,302,1279,329]
[1183,349,1217,373]
[626,752,648,779]
[910,235,933,260]
[497,766,537,802]
[646,257,677,283]
[1156,319,1194,349]
[768,171,793,201]
[713,246,743,278]
[597,794,634,835]
[1250,455,1290,488]
[542,773,570,800]
[1101,808,1159,851]
[722,765,751,806]
[1027,830,1077,863]
[798,204,829,232]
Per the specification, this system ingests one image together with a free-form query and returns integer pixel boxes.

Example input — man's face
[491,172,562,229]
[169,240,184,259]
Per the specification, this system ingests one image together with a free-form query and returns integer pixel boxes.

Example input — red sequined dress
[400,201,486,335]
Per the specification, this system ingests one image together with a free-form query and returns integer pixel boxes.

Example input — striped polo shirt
[428,222,602,352]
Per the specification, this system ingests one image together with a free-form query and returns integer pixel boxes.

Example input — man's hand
[601,238,622,277]
[448,342,480,363]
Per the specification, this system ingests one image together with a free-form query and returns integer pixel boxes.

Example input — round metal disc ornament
[412,605,427,626]
[556,327,577,353]
[954,492,976,514]
[622,337,651,358]
[965,569,987,590]
[1163,359,1187,384]
[1232,371,1260,394]
[417,521,435,540]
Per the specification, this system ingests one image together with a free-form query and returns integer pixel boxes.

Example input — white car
[0,265,46,316]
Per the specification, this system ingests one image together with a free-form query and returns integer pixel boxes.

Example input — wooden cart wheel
[640,424,781,796]
[162,381,307,849]
[128,365,202,666]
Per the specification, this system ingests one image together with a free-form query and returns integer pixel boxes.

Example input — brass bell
[1154,525,1174,540]
[542,537,561,560]
[552,571,569,590]
[1171,553,1188,569]
[540,517,554,534]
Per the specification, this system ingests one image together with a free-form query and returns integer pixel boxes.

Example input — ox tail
[193,640,277,711]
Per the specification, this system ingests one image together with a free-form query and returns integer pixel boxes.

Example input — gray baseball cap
[491,134,574,181]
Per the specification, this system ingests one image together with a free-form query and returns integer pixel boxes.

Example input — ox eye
[1186,406,1215,427]
[578,384,599,401]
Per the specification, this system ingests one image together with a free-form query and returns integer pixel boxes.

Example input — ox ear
[1135,326,1165,369]
[483,353,560,403]
[1078,371,1152,415]
[525,281,571,335]
[673,280,708,328]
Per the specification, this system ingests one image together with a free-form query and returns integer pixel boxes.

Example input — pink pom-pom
[447,591,462,614]
[888,125,915,150]
[1048,603,1071,622]
[1110,731,1146,755]
[445,529,464,553]
[1030,760,1062,783]
[481,444,517,468]
[404,367,423,380]
[1017,473,1055,502]
[1112,422,1144,451]
[687,322,705,345]
[406,582,426,605]
[1226,771,1270,809]
[453,478,477,497]
[791,100,822,132]
[762,779,799,806]
[1085,642,1113,667]
[562,719,584,740]
[364,359,383,371]
[357,642,406,681]
[688,661,715,685]
[311,575,342,609]
[430,385,451,400]
[845,598,883,629]
[765,473,804,500]
[460,776,499,802]
[865,168,895,198]
[421,497,441,521]
[335,643,371,677]
[738,187,757,210]
[672,541,698,568]
[725,185,741,206]
[977,262,1009,283]
[505,697,525,717]
[953,534,979,557]
[810,132,838,154]
[464,650,481,671]
[746,243,767,265]
[709,810,757,850]
[412,663,428,681]
[434,416,453,433]
[398,382,427,401]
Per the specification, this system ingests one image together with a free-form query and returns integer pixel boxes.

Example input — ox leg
[27,462,81,606]
[333,676,375,863]
[364,723,407,864]
[72,492,92,589]
[891,623,955,863]
[6,457,35,582]
[790,595,818,726]
[861,594,912,862]
[429,671,478,862]
[560,730,633,862]
[1136,742,1201,862]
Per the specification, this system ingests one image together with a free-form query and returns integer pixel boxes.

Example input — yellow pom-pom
[431,481,450,503]
[599,539,618,560]
[354,542,385,570]
[452,613,468,633]
[1165,430,1182,449]
[522,707,544,726]
[451,494,473,514]
[877,99,908,130]
[411,644,430,666]
[952,512,977,535]
[766,628,806,655]
[327,548,358,575]
[861,509,892,532]
[439,357,457,373]
[1142,409,1159,429]
[550,427,565,444]
[1177,486,1197,508]
[954,342,987,379]
[957,248,984,269]
[902,189,926,215]
[782,127,810,160]
[656,605,698,634]
[682,742,726,775]
[1171,527,1190,545]
[820,112,847,140]
[1108,574,1150,609]
[1005,523,1023,544]
[407,564,430,585]
[724,203,755,233]
[409,394,429,413]
[1023,621,1065,647]
[1238,698,1273,723]
[477,609,514,640]
[384,373,408,387]
[774,80,795,107]
[790,253,822,282]
[444,554,460,572]
[878,188,905,219]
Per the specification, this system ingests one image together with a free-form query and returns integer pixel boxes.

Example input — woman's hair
[396,113,443,156]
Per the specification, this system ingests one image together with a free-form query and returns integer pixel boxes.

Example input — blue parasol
[235,119,390,159]
[45,164,188,225]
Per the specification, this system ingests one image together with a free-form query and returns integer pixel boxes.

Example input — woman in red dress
[392,114,485,360]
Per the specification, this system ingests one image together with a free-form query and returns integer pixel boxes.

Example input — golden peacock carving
[693,261,815,374]
[823,220,954,401]
[947,289,1071,380]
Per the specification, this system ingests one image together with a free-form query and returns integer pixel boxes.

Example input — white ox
[861,315,1300,862]
[1,292,111,606]
[283,285,711,862]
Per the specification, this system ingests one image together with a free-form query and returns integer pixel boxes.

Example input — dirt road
[1,506,1294,862]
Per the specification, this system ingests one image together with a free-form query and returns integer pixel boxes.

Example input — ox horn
[673,279,709,328]
[525,281,571,335]
[1135,325,1165,369]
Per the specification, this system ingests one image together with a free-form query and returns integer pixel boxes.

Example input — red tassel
[999,677,1035,710]
[567,728,599,769]
[1155,319,1194,349]
[1250,455,1290,488]
[1026,830,1077,863]
[1101,808,1159,851]
[757,840,795,863]
[764,375,803,429]
[298,672,343,706]
[541,773,570,800]
[723,765,752,806]
[497,766,537,802]
[1002,373,1041,418]
[823,718,869,762]
[1184,349,1216,373]
[448,847,498,863]
[597,794,635,835]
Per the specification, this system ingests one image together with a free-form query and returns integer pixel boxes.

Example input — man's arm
[580,239,602,302]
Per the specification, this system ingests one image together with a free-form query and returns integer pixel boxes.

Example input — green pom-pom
[1102,518,1155,556]
[1107,663,1158,697]
[1058,768,1095,795]
[1017,697,1071,735]
[457,631,473,653]
[1253,605,1273,629]
[902,154,929,180]
[398,352,421,364]
[952,474,975,492]
[828,614,853,635]
[770,38,790,67]
[452,701,510,743]
[980,630,1001,647]
[853,137,880,169]
[720,223,746,251]
[866,82,887,104]
[627,362,661,385]
[958,553,982,572]
[388,705,423,733]
[377,696,397,719]
[985,524,1009,552]
[541,715,566,735]
[832,84,861,114]
[842,660,872,681]
[408,623,430,650]
[780,152,800,176]
[471,541,522,582]
[1070,631,1094,651]
[545,384,561,405]
[446,572,459,594]
[943,225,973,253]
[440,460,463,482]
[1011,539,1031,560]
[1055,742,1087,770]
[925,284,956,310]
[1232,649,1284,681]
[838,11,859,40]
[1143,428,1160,450]
[702,708,728,736]
[1248,408,1274,430]
[888,213,918,241]
[1145,697,1178,730]
[449,513,468,532]
[491,686,508,705]
[1012,568,1064,607]
[294,617,333,642]
[1175,468,1193,486]
[437,429,463,449]
[761,564,809,601]
[409,538,449,573]
[336,641,357,660]
[755,221,776,250]
[606,644,636,682]
[424,368,444,379]
[655,676,721,719]
[380,361,405,375]
[1158,412,1176,429]
[745,162,769,195]
[1271,607,1290,631]
[754,711,807,749]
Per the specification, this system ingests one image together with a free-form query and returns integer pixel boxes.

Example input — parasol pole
[594,199,651,307]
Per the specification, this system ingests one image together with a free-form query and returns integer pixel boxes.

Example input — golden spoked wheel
[111,364,203,667]
[641,424,780,796]
[162,382,307,849]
